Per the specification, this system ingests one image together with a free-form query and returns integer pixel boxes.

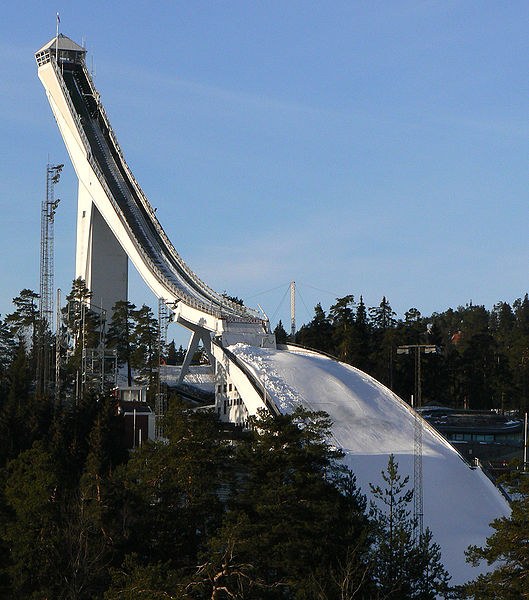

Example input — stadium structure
[36,34,510,584]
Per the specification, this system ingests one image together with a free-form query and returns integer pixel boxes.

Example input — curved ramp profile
[35,35,273,346]
[230,343,510,586]
[36,36,509,584]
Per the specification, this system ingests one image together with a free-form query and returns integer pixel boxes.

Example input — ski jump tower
[35,38,512,582]
[35,34,276,412]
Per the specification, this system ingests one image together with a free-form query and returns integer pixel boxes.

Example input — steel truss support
[37,162,62,397]
[177,320,215,386]
[155,298,172,438]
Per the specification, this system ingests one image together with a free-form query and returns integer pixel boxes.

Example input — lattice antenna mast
[156,298,172,438]
[396,343,439,539]
[39,163,63,330]
[290,281,296,339]
[413,348,424,538]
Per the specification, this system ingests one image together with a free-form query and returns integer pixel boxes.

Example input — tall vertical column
[76,181,128,315]
[290,280,296,338]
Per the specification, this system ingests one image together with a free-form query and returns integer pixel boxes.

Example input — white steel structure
[36,35,510,585]
[35,35,275,352]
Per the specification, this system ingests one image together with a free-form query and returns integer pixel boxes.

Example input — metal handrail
[53,58,227,319]
[213,340,280,416]
[78,64,261,321]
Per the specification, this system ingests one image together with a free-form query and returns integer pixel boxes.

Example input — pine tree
[369,296,397,332]
[200,408,374,598]
[330,295,355,362]
[2,440,62,598]
[130,304,158,390]
[62,278,103,396]
[0,338,33,464]
[351,295,371,372]
[166,340,177,365]
[369,454,451,599]
[5,289,40,341]
[465,474,529,599]
[106,402,229,579]
[107,300,136,386]
[274,319,288,344]
[297,303,333,354]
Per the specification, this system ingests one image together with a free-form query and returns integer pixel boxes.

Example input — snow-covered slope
[229,343,510,586]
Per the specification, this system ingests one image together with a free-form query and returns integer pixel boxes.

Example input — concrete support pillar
[76,181,128,315]
[177,321,215,384]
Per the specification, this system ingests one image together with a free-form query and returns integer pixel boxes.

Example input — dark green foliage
[130,304,158,389]
[274,319,288,344]
[106,300,136,386]
[5,289,40,339]
[296,302,333,354]
[61,278,105,396]
[195,408,374,599]
[329,295,355,362]
[369,455,451,599]
[294,293,529,411]
[464,474,529,598]
[106,403,230,576]
[3,440,62,599]
[6,282,529,598]
[351,295,371,372]
[165,340,185,365]
[105,554,183,599]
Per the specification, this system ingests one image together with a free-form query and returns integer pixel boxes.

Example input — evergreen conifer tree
[465,474,529,599]
[274,319,288,344]
[297,303,333,354]
[199,407,374,598]
[369,454,451,599]
[130,304,158,389]
[330,295,355,362]
[107,300,136,386]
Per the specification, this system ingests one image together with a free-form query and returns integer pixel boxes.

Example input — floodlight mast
[396,343,440,539]
[290,281,296,338]
[37,162,63,397]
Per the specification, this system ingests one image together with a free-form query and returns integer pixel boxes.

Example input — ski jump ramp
[36,35,509,585]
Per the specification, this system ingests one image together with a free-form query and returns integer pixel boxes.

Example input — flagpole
[55,13,60,62]
[523,413,527,473]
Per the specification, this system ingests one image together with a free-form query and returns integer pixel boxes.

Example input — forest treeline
[273,293,529,413]
[1,281,529,597]
[0,280,454,598]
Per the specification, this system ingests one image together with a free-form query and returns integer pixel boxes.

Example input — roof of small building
[36,34,85,55]
[118,400,153,414]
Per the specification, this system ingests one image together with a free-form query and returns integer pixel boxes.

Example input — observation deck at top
[35,35,274,348]
[35,36,512,584]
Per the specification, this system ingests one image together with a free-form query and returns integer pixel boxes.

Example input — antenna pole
[38,163,62,397]
[290,281,296,339]
[55,13,60,62]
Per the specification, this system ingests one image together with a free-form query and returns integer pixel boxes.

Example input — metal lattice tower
[397,343,439,539]
[155,298,172,438]
[414,404,424,538]
[77,300,118,398]
[414,345,424,537]
[39,163,62,329]
[290,281,296,338]
[55,288,62,405]
[37,163,62,396]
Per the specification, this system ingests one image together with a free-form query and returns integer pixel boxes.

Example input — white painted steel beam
[36,37,272,348]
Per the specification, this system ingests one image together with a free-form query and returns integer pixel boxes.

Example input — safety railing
[51,57,265,325]
[78,63,262,321]
[213,340,280,416]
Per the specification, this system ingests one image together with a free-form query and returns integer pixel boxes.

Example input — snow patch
[229,343,510,586]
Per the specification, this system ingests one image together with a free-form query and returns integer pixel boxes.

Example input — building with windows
[419,405,523,462]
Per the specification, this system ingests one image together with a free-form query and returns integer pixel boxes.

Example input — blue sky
[2,1,529,343]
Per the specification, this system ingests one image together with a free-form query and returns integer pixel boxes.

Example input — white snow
[160,364,215,391]
[229,343,510,586]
